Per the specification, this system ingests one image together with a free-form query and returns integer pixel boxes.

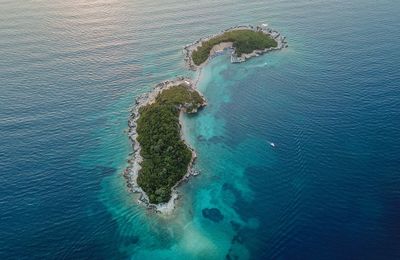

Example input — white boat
[269,142,275,147]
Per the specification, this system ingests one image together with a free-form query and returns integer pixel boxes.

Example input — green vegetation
[136,85,205,204]
[192,29,277,66]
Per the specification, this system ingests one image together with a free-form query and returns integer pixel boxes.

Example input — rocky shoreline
[183,24,288,71]
[125,24,287,214]
[124,77,206,214]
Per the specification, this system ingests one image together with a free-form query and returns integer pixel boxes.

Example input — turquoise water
[1,0,400,259]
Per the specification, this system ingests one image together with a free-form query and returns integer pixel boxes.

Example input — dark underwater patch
[231,234,244,244]
[226,248,239,260]
[95,166,117,176]
[202,208,224,222]
[197,135,206,142]
[230,220,241,232]
[128,236,139,244]
[208,135,225,144]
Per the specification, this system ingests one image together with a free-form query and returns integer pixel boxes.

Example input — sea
[0,0,399,259]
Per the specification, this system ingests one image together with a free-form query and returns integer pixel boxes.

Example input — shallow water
[1,0,400,259]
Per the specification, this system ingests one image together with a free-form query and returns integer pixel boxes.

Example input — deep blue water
[1,0,399,259]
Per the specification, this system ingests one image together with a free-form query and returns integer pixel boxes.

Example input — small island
[124,79,206,213]
[184,24,287,70]
[125,25,287,214]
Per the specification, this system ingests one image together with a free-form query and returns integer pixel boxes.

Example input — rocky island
[124,79,206,213]
[125,25,287,214]
[184,24,288,70]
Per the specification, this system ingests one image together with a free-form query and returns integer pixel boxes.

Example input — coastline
[124,78,206,214]
[183,24,288,71]
[125,24,287,214]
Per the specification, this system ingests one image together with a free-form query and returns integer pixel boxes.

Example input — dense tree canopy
[192,29,277,66]
[136,85,205,204]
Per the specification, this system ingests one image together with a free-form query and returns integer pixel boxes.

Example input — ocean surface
[1,0,399,259]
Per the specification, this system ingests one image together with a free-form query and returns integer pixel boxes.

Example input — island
[184,24,288,70]
[124,25,287,214]
[124,79,206,213]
